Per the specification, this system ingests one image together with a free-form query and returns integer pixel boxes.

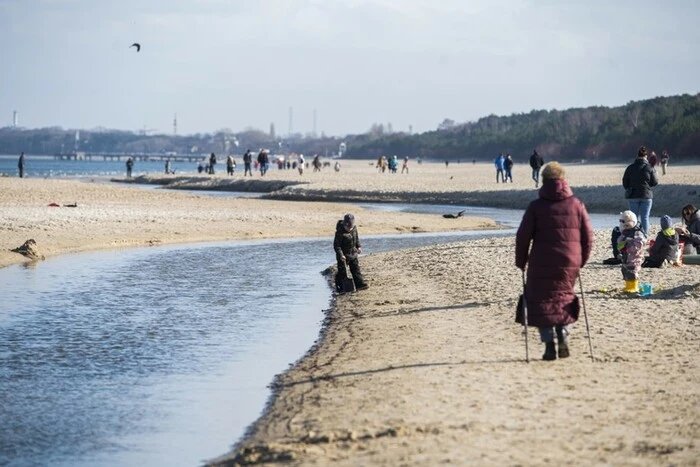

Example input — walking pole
[578,272,595,362]
[521,269,530,363]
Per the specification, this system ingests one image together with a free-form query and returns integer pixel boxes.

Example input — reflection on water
[0,229,509,466]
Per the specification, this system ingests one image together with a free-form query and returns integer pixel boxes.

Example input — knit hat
[619,210,638,229]
[343,213,355,229]
[660,215,672,230]
[541,162,566,180]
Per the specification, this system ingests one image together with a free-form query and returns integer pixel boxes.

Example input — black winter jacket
[334,221,361,261]
[682,210,700,253]
[529,153,544,169]
[648,229,679,263]
[622,158,658,199]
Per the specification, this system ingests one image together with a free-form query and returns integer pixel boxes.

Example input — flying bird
[130,43,141,52]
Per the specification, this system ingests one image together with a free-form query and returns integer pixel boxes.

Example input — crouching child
[643,215,680,268]
[334,213,369,293]
[618,210,646,292]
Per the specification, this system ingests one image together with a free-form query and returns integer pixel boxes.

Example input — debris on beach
[442,209,465,219]
[11,239,45,261]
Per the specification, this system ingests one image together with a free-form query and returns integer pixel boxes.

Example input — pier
[53,152,207,162]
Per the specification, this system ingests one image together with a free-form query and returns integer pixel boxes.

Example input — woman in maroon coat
[515,162,593,361]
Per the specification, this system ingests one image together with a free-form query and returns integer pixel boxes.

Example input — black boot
[542,342,557,361]
[556,328,570,358]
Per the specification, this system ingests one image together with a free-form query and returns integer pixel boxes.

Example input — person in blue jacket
[494,153,506,183]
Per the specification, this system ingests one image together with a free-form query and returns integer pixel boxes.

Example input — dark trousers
[244,162,252,176]
[335,257,366,290]
[496,169,504,182]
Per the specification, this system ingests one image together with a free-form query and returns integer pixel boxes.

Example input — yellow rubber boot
[623,279,639,293]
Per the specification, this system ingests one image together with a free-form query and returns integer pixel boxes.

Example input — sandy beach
[118,160,700,215]
[210,231,699,466]
[0,175,497,269]
[2,161,699,465]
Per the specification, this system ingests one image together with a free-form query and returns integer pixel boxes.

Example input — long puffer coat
[515,178,593,327]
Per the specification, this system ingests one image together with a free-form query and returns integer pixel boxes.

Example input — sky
[1,0,699,136]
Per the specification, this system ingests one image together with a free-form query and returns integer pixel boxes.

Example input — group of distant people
[376,155,410,174]
[492,150,544,186]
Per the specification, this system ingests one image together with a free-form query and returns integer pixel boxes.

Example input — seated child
[618,210,646,293]
[603,225,623,264]
[643,215,680,268]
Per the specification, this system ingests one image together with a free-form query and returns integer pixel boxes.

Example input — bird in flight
[130,43,141,52]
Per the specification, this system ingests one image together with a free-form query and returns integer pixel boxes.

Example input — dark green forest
[2,93,699,161]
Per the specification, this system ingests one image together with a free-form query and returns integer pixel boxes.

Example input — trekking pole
[521,269,530,363]
[578,272,595,362]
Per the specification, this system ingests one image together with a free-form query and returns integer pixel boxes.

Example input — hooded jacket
[334,220,361,261]
[648,228,679,263]
[622,158,658,199]
[515,178,593,327]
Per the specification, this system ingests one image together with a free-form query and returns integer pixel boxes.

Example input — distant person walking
[660,150,670,175]
[226,155,236,175]
[164,158,172,174]
[126,157,134,178]
[298,154,305,175]
[515,162,593,361]
[401,156,409,174]
[208,153,217,175]
[622,146,658,236]
[18,152,25,178]
[243,149,253,176]
[529,150,544,188]
[494,153,506,183]
[257,149,269,176]
[312,154,322,172]
[504,153,514,182]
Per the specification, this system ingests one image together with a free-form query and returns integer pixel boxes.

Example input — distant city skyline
[1,0,699,136]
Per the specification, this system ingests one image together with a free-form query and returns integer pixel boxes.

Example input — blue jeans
[627,198,652,236]
[531,168,540,186]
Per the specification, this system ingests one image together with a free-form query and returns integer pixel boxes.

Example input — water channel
[0,201,616,466]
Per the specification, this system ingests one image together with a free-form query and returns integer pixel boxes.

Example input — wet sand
[210,231,699,466]
[0,176,496,269]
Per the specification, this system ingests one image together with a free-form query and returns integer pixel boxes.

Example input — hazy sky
[1,0,698,136]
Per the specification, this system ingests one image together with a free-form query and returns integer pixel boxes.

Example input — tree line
[1,93,698,161]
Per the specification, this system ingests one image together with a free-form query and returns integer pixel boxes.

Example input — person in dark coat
[504,153,514,182]
[208,153,217,175]
[678,204,700,254]
[622,146,658,236]
[126,157,134,178]
[643,215,679,268]
[515,162,593,361]
[334,213,368,293]
[243,149,253,176]
[529,150,544,188]
[17,152,26,178]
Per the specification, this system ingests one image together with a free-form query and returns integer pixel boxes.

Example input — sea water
[0,230,510,467]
